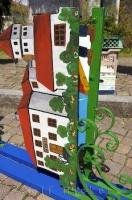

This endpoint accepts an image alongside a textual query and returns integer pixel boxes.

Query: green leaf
[49,97,64,113]
[57,125,67,138]
[56,72,67,86]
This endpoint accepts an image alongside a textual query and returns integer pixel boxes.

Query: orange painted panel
[34,14,54,91]
[0,26,14,58]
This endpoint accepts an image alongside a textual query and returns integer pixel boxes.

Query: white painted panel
[11,24,21,39]
[11,38,22,59]
[11,24,22,59]
[79,35,91,49]
[29,108,69,175]
[29,92,67,117]
[50,11,70,90]
[21,25,34,55]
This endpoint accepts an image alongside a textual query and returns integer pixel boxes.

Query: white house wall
[21,25,34,55]
[28,66,64,96]
[50,11,70,90]
[29,109,69,175]
[11,24,22,59]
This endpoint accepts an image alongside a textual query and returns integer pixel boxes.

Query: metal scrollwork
[76,107,132,199]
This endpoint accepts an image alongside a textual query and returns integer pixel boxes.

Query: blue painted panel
[78,93,88,146]
[0,143,130,200]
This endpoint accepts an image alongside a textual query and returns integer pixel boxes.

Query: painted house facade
[0,8,89,175]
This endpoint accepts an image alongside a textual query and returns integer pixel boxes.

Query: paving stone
[0,185,11,200]
[9,134,24,146]
[105,160,123,176]
[0,113,16,125]
[124,118,132,130]
[127,130,132,139]
[20,185,39,197]
[2,132,12,141]
[37,194,54,200]
[128,148,132,158]
[0,173,8,182]
[2,177,22,188]
[116,143,131,155]
[6,127,20,136]
[120,166,132,177]
[112,152,126,165]
[9,120,20,128]
[3,189,25,200]
[121,137,132,147]
[25,197,35,200]
[126,158,132,168]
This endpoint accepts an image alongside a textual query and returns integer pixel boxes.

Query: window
[54,24,66,46]
[13,32,17,35]
[36,151,43,158]
[24,42,28,46]
[23,27,27,31]
[50,155,57,160]
[35,140,42,147]
[24,48,29,52]
[14,42,18,45]
[48,118,57,128]
[14,27,17,30]
[31,81,38,88]
[37,160,44,166]
[23,32,27,36]
[48,132,57,141]
[49,144,64,155]
[15,51,19,55]
[42,137,49,153]
[32,114,40,123]
[33,128,41,137]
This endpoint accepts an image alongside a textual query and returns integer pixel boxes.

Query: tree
[10,2,29,25]
[0,0,11,31]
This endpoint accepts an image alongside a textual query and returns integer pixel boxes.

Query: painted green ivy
[47,7,79,191]
[57,125,68,138]
[49,96,64,113]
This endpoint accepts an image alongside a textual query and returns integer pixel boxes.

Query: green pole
[87,7,104,145]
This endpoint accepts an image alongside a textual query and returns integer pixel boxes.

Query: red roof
[0,26,14,58]
[34,14,54,91]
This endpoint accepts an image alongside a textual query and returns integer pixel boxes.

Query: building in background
[28,0,79,14]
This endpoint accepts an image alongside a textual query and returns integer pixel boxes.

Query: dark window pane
[48,132,57,141]
[32,114,40,123]
[24,48,29,52]
[14,42,18,45]
[36,151,43,158]
[33,128,41,137]
[15,51,19,55]
[48,118,57,127]
[31,81,38,88]
[37,160,44,166]
[35,140,42,147]
[24,43,28,46]
[23,32,27,36]
[54,24,66,46]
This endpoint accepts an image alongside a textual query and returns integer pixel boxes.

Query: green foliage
[59,8,79,34]
[10,2,29,25]
[49,97,64,113]
[56,72,67,86]
[104,2,132,49]
[0,0,11,30]
[57,125,68,138]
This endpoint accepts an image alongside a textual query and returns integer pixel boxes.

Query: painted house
[0,8,90,175]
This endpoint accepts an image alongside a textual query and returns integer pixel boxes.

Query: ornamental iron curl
[76,107,132,199]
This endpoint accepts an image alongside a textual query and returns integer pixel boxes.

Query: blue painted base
[0,142,130,200]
